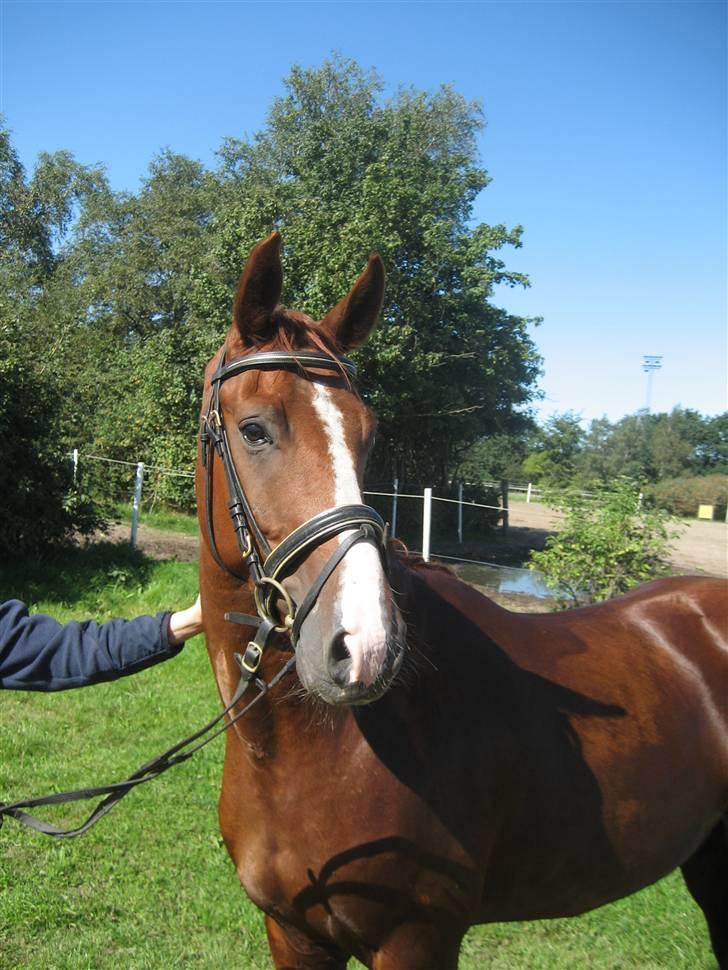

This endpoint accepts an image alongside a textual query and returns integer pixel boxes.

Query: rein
[0,348,387,839]
[0,656,296,838]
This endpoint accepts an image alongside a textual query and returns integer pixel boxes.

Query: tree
[2,56,542,527]
[522,412,585,485]
[199,56,541,484]
[457,427,534,483]
[576,408,727,487]
[0,123,105,548]
[529,480,676,609]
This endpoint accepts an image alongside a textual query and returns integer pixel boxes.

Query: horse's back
[433,569,728,753]
[412,565,727,689]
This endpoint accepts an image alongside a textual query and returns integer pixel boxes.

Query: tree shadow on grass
[0,541,154,607]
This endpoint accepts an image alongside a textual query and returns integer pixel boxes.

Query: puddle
[449,561,556,599]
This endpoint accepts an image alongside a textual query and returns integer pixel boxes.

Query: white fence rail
[69,451,511,558]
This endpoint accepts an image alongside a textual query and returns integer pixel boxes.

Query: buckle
[235,642,263,674]
[254,577,295,633]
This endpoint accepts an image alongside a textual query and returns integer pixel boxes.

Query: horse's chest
[223,754,481,945]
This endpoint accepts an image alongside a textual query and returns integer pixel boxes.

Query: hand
[168,594,203,646]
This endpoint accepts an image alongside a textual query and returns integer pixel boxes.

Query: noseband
[200,349,387,674]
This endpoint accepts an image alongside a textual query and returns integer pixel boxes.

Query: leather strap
[211,350,357,385]
[290,526,377,643]
[0,656,296,838]
[264,505,385,583]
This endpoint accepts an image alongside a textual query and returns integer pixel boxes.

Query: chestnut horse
[197,233,728,969]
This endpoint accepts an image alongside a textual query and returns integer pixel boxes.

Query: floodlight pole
[642,355,663,412]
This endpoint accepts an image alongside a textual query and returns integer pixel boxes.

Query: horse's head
[198,232,406,706]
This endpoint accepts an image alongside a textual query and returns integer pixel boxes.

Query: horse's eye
[241,422,269,446]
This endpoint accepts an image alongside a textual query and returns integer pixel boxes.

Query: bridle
[200,347,388,676]
[0,347,390,840]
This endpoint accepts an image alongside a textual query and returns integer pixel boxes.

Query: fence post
[72,448,79,484]
[457,481,464,544]
[422,487,432,562]
[130,462,144,548]
[391,477,399,539]
[526,481,532,504]
[500,479,509,536]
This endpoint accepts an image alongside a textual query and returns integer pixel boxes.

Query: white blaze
[310,384,389,684]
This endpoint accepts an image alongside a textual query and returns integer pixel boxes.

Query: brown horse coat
[198,234,728,969]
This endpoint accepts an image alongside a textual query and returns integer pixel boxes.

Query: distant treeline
[460,408,728,517]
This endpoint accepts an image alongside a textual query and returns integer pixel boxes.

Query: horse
[196,231,728,969]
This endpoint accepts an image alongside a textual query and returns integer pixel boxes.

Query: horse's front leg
[371,923,464,970]
[265,913,349,970]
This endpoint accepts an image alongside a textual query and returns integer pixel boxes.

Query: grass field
[0,544,715,969]
[116,503,200,537]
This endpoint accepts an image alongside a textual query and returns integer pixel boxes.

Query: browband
[212,350,357,385]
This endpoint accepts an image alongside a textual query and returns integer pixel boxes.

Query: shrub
[0,357,102,555]
[529,479,676,609]
[645,474,727,520]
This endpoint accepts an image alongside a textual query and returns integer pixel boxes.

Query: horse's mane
[390,546,453,577]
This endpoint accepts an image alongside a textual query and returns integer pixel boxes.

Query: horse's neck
[395,557,512,647]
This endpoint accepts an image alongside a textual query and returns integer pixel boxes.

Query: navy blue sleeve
[0,600,184,691]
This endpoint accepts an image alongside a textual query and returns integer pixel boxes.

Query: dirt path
[104,522,200,561]
[105,502,727,579]
[668,518,727,577]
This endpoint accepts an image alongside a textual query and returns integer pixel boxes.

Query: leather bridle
[0,347,390,839]
[200,348,388,676]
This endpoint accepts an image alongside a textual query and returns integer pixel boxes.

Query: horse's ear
[227,232,283,354]
[320,255,385,351]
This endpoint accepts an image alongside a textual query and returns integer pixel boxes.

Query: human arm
[0,597,204,692]
[168,595,203,645]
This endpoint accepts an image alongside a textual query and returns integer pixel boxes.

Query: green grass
[116,503,199,537]
[0,544,714,969]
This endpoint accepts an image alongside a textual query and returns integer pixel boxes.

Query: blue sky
[2,0,726,425]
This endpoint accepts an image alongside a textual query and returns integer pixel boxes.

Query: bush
[645,474,727,520]
[0,357,102,555]
[529,480,676,609]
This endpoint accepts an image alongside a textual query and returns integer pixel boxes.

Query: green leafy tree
[0,124,105,548]
[457,428,534,483]
[576,408,726,487]
[199,56,541,484]
[522,412,585,485]
[2,55,543,523]
[0,327,101,553]
[529,479,676,609]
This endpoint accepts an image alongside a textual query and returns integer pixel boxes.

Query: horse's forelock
[241,308,340,357]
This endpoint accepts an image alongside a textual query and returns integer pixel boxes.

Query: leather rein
[0,348,387,839]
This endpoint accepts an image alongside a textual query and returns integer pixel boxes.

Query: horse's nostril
[331,629,350,664]
[328,629,352,686]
